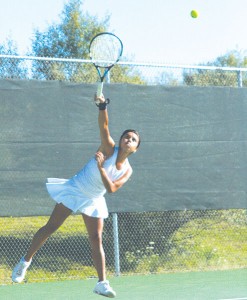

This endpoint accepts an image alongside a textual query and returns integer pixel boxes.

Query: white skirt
[46,178,109,218]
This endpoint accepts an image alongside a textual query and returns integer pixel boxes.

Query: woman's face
[119,131,140,153]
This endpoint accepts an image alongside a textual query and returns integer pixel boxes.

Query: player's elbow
[107,187,116,194]
[107,184,119,194]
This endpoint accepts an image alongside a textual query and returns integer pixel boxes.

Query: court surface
[1,269,246,300]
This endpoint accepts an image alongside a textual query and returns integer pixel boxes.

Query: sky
[0,0,246,65]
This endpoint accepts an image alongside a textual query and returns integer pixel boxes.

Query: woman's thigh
[82,214,104,240]
[46,203,72,230]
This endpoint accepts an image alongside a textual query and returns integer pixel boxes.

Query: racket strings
[90,35,122,67]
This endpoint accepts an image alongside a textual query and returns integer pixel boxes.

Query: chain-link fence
[1,210,246,284]
[0,55,247,285]
[1,54,247,86]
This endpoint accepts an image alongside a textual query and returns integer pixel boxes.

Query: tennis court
[1,269,246,300]
[0,76,247,299]
[1,2,247,298]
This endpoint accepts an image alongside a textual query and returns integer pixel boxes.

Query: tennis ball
[191,10,199,18]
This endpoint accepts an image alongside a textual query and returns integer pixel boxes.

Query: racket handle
[97,82,104,98]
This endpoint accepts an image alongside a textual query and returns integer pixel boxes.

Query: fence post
[237,70,242,87]
[112,213,120,276]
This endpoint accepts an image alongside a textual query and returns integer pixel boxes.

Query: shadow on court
[1,269,246,300]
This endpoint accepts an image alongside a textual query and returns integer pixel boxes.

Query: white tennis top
[46,147,131,218]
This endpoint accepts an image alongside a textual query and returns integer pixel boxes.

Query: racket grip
[97,82,104,98]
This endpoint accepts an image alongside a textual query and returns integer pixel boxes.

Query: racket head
[89,32,123,68]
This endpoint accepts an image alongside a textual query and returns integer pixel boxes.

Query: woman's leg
[82,214,105,282]
[24,203,72,262]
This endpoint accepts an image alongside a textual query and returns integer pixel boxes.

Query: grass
[167,220,247,271]
[0,212,246,284]
[0,215,88,236]
[0,215,95,284]
[124,219,247,274]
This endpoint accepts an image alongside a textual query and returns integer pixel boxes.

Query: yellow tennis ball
[191,10,199,18]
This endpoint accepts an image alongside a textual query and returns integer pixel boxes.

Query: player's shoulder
[98,144,115,158]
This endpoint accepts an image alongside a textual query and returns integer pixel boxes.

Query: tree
[109,64,145,85]
[0,38,27,79]
[183,50,247,87]
[30,0,144,84]
[31,0,108,80]
[32,0,108,59]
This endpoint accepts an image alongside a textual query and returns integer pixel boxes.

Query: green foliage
[168,218,247,271]
[183,69,239,87]
[183,50,247,87]
[28,0,143,84]
[1,210,246,283]
[31,0,109,59]
[0,38,28,79]
[0,215,97,283]
[110,65,146,84]
[107,211,212,265]
[118,211,247,274]
[212,50,247,68]
[0,215,87,237]
[0,38,18,56]
[104,210,247,274]
[31,0,109,80]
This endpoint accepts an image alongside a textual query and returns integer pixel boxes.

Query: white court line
[218,298,247,300]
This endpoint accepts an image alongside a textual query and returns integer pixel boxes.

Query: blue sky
[0,0,246,65]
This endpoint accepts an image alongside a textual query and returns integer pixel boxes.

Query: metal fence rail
[1,55,247,86]
[0,55,247,285]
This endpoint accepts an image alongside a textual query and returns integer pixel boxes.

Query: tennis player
[12,93,140,298]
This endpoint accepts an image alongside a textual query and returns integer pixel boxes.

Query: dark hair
[120,129,141,148]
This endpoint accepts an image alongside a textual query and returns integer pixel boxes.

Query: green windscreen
[0,79,246,216]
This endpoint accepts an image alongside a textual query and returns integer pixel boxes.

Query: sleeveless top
[46,147,131,218]
[72,146,130,198]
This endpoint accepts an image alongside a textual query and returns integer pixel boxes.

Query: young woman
[12,94,141,298]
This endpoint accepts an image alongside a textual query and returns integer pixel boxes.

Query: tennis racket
[89,32,123,101]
